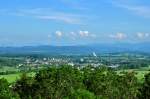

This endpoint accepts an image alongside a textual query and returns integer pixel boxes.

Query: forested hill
[0,43,149,55]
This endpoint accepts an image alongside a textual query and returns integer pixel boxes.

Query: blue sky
[0,0,150,46]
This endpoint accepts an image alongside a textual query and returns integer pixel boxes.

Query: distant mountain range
[0,43,149,55]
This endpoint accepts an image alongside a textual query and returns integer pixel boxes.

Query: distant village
[16,52,149,71]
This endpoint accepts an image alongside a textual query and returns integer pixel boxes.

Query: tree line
[0,65,150,99]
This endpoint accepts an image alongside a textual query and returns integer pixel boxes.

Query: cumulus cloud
[55,31,63,38]
[78,30,96,38]
[67,30,96,40]
[109,32,127,40]
[136,32,149,39]
[47,30,97,41]
[79,31,89,37]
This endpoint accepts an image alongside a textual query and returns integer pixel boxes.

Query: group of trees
[0,78,19,99]
[0,65,150,99]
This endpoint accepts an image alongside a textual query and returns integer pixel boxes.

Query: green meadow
[0,72,35,83]
[117,66,150,82]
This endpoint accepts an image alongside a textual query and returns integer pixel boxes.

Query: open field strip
[0,72,35,83]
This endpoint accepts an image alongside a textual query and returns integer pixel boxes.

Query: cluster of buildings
[17,54,120,71]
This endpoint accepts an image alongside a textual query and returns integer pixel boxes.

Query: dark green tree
[139,72,150,99]
[32,65,84,99]
[13,73,33,99]
[83,66,139,99]
[0,78,19,99]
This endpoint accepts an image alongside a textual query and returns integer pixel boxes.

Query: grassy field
[0,72,35,83]
[0,68,150,83]
[0,66,18,72]
[117,69,150,82]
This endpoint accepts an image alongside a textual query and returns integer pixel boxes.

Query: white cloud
[136,32,149,39]
[109,32,127,40]
[37,15,81,24]
[121,5,150,18]
[78,31,97,39]
[55,30,91,39]
[0,8,84,24]
[79,31,89,37]
[55,30,96,40]
[55,31,63,38]
[110,0,150,18]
